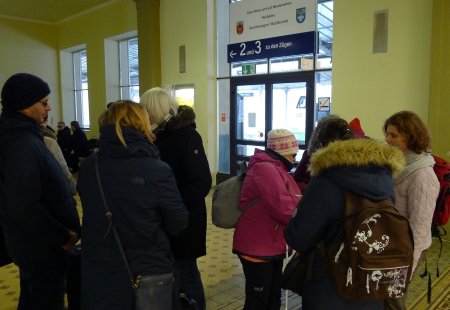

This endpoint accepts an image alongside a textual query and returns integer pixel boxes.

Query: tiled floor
[201,190,304,310]
[1,188,449,309]
[200,191,246,309]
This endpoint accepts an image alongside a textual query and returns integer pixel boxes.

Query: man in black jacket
[57,121,72,158]
[67,120,89,172]
[0,73,81,309]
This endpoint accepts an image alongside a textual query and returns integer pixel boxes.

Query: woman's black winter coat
[155,106,212,259]
[77,125,188,309]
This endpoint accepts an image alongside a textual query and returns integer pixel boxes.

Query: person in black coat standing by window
[67,120,89,172]
[140,88,212,310]
[57,121,72,158]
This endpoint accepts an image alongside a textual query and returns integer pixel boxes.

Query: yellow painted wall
[57,0,137,138]
[429,0,450,241]
[0,18,60,127]
[332,0,432,141]
[428,0,450,161]
[160,0,216,177]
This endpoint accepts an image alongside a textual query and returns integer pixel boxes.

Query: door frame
[229,71,315,176]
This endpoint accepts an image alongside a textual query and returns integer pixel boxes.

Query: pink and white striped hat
[267,129,298,156]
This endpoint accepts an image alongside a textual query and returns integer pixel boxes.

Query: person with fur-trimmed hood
[284,118,405,310]
[140,87,212,310]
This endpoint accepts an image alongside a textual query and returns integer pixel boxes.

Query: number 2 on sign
[240,41,262,56]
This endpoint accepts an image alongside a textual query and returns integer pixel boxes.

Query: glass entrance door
[230,72,314,176]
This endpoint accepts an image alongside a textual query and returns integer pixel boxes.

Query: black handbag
[281,250,315,296]
[180,293,199,310]
[95,155,173,310]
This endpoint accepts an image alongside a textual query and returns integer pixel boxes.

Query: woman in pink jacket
[233,129,301,310]
[384,111,439,310]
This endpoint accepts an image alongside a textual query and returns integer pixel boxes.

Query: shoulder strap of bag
[95,154,137,289]
[240,160,260,213]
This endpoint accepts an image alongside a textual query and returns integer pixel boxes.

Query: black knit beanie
[1,73,51,111]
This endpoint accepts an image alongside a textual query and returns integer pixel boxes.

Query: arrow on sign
[229,50,237,58]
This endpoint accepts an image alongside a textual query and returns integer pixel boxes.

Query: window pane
[121,86,140,102]
[175,87,195,110]
[236,84,266,141]
[119,38,139,100]
[236,143,263,157]
[270,54,314,73]
[317,1,333,69]
[272,82,307,145]
[316,71,332,123]
[73,50,89,129]
[128,38,139,87]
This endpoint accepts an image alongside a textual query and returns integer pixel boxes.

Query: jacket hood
[248,148,291,171]
[167,105,196,131]
[309,138,405,201]
[98,125,160,159]
[0,110,42,139]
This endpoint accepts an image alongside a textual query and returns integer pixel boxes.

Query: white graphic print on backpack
[323,192,414,301]
[351,214,408,298]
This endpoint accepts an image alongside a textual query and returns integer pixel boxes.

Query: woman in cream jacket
[384,111,439,310]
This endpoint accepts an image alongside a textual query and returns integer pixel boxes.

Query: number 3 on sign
[240,41,262,56]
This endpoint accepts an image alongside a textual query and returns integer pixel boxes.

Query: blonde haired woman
[140,88,212,309]
[77,100,188,309]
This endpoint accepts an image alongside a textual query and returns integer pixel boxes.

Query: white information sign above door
[229,0,316,44]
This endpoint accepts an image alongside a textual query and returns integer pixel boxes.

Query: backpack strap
[240,160,284,214]
[241,198,260,213]
[239,160,260,213]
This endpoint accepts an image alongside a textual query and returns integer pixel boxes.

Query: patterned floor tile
[1,190,449,310]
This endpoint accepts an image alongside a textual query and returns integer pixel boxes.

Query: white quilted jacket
[394,166,439,273]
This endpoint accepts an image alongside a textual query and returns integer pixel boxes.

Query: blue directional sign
[227,31,315,63]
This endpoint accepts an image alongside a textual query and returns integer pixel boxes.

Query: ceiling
[0,0,118,23]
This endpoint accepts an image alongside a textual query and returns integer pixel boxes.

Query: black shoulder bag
[95,155,173,310]
[281,249,316,296]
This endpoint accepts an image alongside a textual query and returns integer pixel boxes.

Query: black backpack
[87,137,99,155]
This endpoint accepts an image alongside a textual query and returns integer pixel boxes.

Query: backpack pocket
[355,254,411,300]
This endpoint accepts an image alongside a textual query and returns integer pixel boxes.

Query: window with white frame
[172,84,195,110]
[119,38,139,102]
[73,50,90,129]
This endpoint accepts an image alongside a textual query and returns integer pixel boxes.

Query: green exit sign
[242,64,256,75]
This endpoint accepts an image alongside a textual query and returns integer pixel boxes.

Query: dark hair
[317,119,354,148]
[70,121,80,129]
[383,111,432,153]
